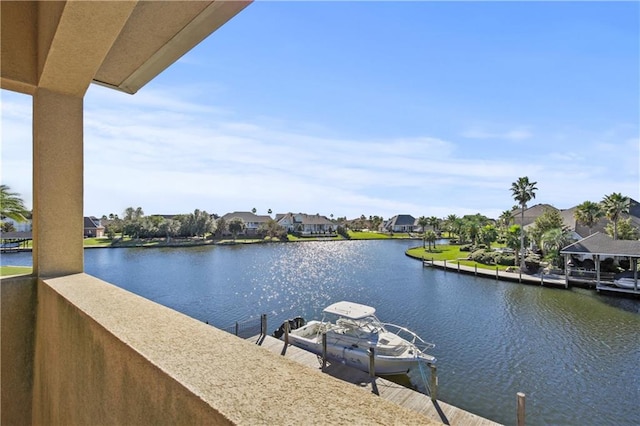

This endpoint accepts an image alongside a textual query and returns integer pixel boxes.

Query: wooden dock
[422,259,568,288]
[251,335,500,426]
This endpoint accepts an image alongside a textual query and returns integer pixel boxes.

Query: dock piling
[284,320,290,346]
[368,347,375,378]
[517,392,526,426]
[260,313,267,336]
[430,364,437,401]
[322,332,327,371]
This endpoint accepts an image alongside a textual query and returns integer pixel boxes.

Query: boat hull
[285,321,431,375]
[614,278,639,289]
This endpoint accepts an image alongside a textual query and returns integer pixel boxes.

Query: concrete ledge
[1,275,37,425]
[31,273,438,425]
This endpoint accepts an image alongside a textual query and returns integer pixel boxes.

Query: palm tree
[505,225,524,266]
[427,216,440,234]
[0,185,29,222]
[424,230,438,251]
[417,216,429,248]
[479,225,498,250]
[445,214,459,238]
[510,177,538,269]
[574,201,603,237]
[463,219,480,245]
[498,210,513,232]
[601,193,629,240]
[541,227,572,268]
[228,217,246,241]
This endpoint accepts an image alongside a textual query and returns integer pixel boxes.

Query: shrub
[494,254,516,266]
[337,226,350,239]
[460,244,473,252]
[471,249,494,264]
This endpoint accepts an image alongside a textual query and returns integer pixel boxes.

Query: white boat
[273,301,436,375]
[614,277,639,289]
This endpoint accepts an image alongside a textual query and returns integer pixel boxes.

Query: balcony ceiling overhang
[1,0,251,97]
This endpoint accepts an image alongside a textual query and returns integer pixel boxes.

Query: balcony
[2,272,436,424]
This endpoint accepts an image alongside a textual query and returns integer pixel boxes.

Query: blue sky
[2,1,639,220]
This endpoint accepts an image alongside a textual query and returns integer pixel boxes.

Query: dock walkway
[252,335,500,426]
[422,259,568,288]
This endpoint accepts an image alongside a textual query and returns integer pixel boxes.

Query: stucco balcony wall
[1,275,37,425]
[2,273,436,425]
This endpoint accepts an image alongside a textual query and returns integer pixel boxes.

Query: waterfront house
[381,214,418,233]
[510,203,556,227]
[1,3,434,424]
[83,216,105,238]
[513,200,640,239]
[220,211,271,236]
[276,212,336,236]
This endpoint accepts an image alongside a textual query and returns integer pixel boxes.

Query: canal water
[3,240,639,425]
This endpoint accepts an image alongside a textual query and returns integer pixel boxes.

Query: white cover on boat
[323,301,376,319]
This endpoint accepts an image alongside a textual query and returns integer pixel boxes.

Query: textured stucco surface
[0,275,37,426]
[32,88,84,277]
[31,273,438,425]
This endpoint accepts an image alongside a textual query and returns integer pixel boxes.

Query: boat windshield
[332,315,383,334]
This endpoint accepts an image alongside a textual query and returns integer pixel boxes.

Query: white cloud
[4,85,638,220]
[461,127,533,141]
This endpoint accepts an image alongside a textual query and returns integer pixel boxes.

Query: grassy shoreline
[405,244,511,271]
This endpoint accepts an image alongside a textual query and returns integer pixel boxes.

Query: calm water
[3,240,639,425]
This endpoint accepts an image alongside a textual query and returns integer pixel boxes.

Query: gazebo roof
[560,232,640,258]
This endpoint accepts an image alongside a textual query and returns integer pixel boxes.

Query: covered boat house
[560,232,640,295]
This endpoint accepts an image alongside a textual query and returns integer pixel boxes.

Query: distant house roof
[558,207,609,238]
[387,215,416,227]
[276,213,333,225]
[512,199,640,239]
[511,204,556,227]
[560,232,640,258]
[220,211,271,223]
[84,216,104,230]
[629,198,640,217]
[0,231,33,240]
[151,214,180,220]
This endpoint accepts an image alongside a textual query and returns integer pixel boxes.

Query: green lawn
[83,237,114,246]
[406,244,511,271]
[0,266,32,276]
[348,231,391,240]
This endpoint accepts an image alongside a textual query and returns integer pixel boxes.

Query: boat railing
[381,322,435,352]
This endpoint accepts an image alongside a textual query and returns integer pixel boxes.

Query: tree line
[1,183,636,259]
[415,179,635,271]
[100,208,289,241]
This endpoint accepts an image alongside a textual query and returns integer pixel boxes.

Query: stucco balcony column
[32,89,84,277]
